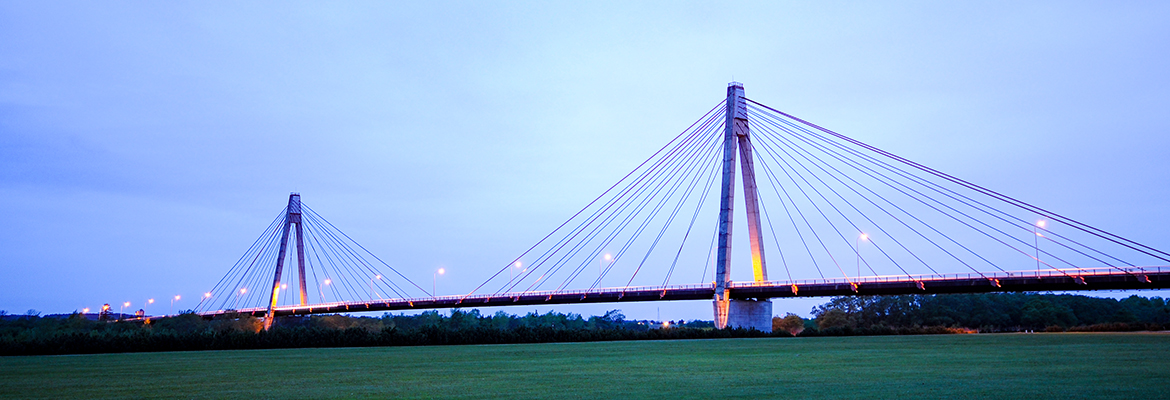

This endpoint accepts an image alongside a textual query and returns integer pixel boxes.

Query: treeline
[5,293,1168,356]
[0,309,737,356]
[807,293,1170,334]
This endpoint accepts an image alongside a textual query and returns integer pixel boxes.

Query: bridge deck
[201,267,1170,318]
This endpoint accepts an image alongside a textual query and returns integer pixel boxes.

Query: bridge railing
[412,282,718,306]
[195,282,719,315]
[728,266,1167,289]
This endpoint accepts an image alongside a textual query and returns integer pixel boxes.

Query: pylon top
[288,193,301,215]
[726,83,747,119]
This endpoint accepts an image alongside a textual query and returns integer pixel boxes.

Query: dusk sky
[2,2,1168,320]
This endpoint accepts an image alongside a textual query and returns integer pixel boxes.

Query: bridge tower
[713,82,772,331]
[262,193,310,330]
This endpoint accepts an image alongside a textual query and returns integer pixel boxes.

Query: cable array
[462,101,730,299]
[194,202,428,313]
[743,99,1166,283]
[461,95,1166,297]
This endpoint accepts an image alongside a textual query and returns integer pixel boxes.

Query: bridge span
[201,267,1170,319]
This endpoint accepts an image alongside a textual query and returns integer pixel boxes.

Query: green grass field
[1,333,1167,399]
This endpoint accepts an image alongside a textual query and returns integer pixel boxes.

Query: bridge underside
[204,269,1170,319]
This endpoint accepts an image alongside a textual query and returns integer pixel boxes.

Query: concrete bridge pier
[719,299,772,332]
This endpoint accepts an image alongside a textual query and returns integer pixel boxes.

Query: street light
[279,283,288,305]
[601,253,613,287]
[857,233,868,278]
[171,295,180,316]
[511,261,522,282]
[434,268,445,299]
[319,279,332,303]
[1035,220,1046,270]
[371,275,382,301]
[121,301,130,318]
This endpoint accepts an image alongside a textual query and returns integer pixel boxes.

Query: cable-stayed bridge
[192,83,1170,331]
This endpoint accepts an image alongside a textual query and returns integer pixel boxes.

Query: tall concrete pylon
[263,193,310,330]
[713,82,773,331]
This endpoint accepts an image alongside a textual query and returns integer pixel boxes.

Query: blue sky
[2,1,1168,319]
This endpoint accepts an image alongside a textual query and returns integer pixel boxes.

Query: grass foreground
[1,332,1167,399]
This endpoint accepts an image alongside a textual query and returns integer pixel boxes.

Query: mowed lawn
[1,333,1167,399]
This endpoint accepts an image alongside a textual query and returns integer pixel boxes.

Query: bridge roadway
[201,266,1170,319]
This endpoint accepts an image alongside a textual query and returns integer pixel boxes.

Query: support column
[713,83,741,329]
[291,197,308,306]
[264,193,302,331]
[713,82,772,331]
